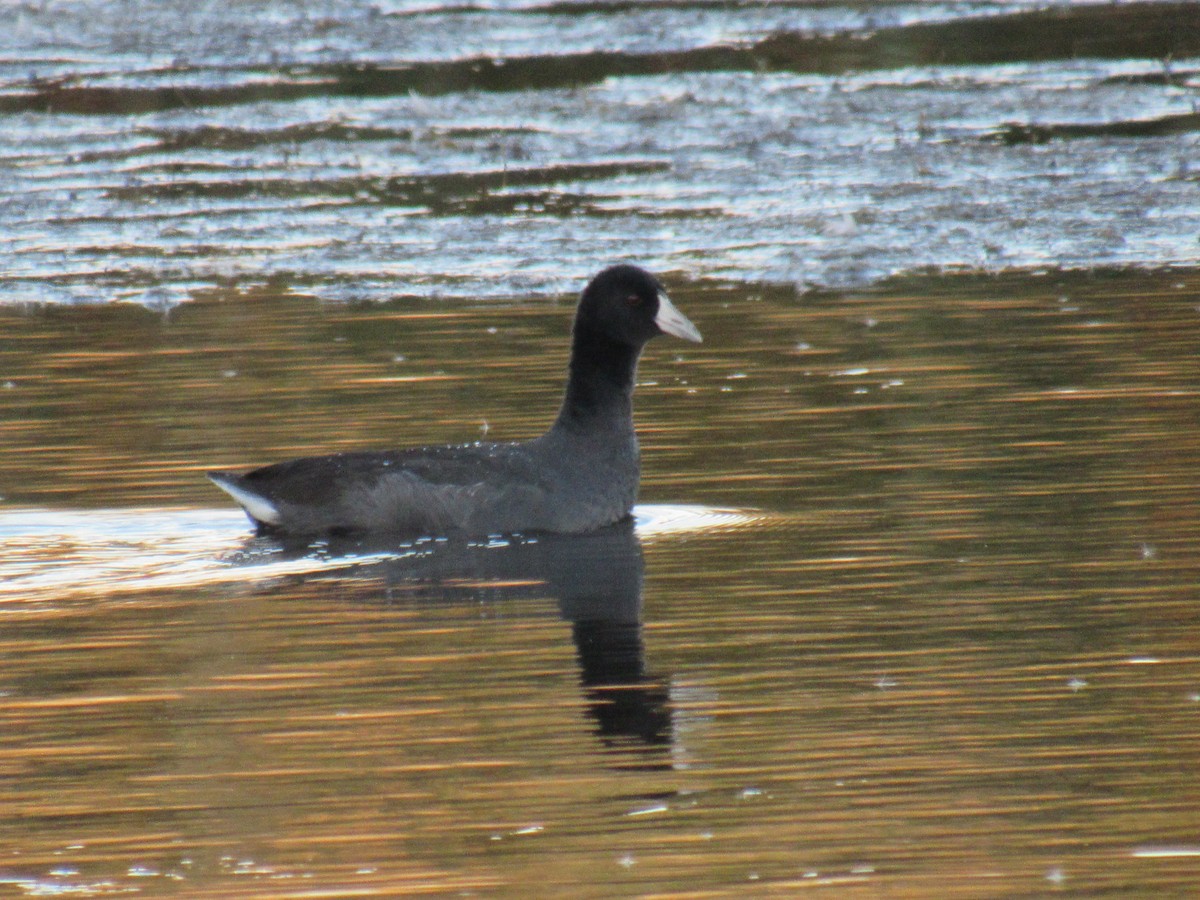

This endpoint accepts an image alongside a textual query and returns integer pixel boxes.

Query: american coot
[208,264,702,536]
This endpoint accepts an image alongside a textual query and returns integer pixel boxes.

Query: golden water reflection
[2,270,1200,896]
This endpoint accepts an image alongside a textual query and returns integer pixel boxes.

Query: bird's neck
[552,329,640,435]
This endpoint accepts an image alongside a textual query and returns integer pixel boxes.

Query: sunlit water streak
[0,504,761,602]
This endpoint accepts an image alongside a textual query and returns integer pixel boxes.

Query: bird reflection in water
[233,518,673,767]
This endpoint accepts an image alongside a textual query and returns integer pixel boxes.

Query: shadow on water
[230,520,674,767]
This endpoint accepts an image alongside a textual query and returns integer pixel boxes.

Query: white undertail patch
[207,474,282,526]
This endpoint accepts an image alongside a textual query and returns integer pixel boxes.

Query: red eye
[626,294,642,307]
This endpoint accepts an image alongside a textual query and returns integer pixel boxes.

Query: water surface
[3,270,1200,896]
[5,1,1200,894]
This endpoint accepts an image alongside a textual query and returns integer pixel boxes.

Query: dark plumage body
[208,265,701,537]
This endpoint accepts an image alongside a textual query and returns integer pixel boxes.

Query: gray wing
[208,442,552,536]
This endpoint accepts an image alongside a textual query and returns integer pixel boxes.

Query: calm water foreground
[2,269,1200,896]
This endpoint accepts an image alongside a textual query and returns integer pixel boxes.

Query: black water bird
[208,264,702,536]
